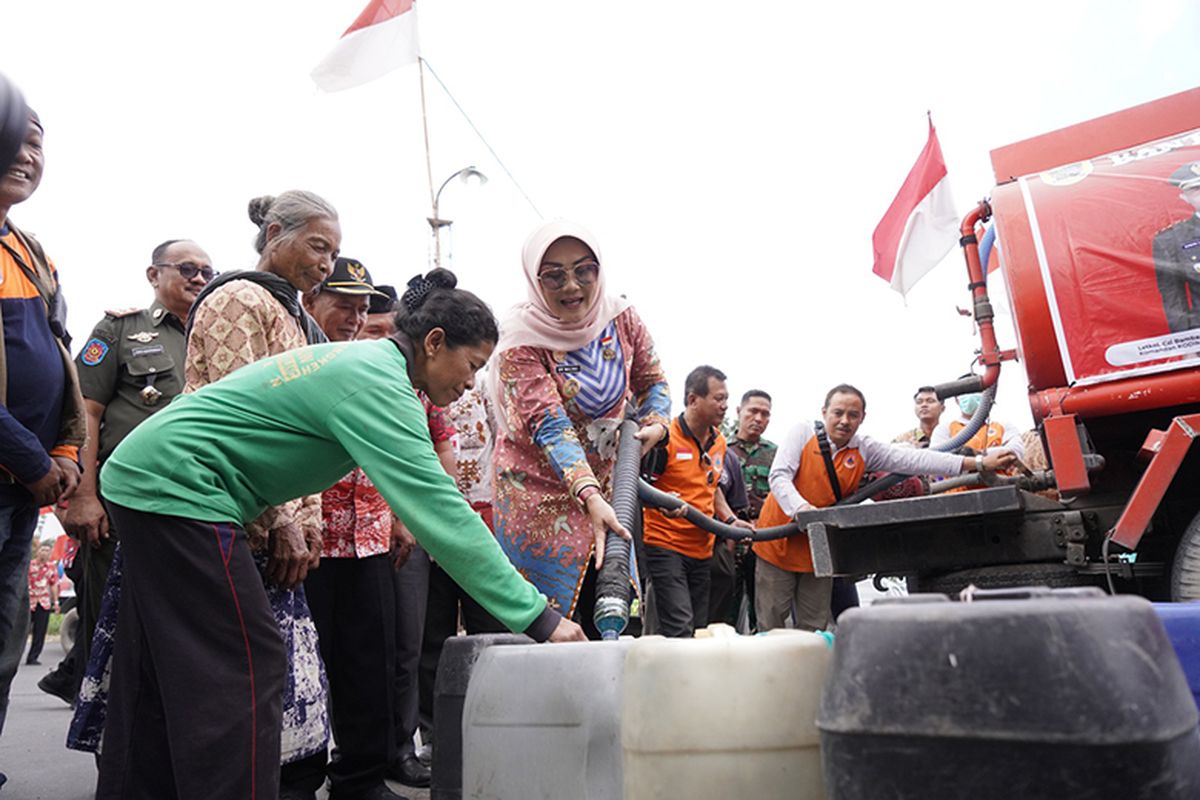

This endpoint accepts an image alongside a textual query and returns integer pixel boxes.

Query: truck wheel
[59,607,79,658]
[1170,511,1200,601]
[916,563,1092,596]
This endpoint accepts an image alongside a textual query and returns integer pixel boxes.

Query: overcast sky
[5,0,1197,440]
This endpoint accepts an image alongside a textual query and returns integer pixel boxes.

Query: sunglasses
[155,261,217,282]
[700,451,714,485]
[537,261,599,291]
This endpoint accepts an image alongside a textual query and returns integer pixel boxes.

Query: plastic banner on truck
[1008,129,1200,386]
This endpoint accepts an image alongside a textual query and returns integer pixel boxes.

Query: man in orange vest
[754,384,1016,632]
[930,391,1025,459]
[642,366,752,637]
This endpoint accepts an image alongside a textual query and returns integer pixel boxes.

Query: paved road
[0,637,430,799]
[0,643,95,800]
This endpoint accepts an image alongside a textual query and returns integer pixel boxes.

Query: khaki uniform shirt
[75,300,187,463]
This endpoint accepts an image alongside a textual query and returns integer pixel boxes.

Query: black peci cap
[369,284,398,315]
[321,257,388,297]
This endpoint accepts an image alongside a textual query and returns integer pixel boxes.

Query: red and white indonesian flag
[871,119,959,296]
[311,0,420,92]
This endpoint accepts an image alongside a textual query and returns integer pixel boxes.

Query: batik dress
[493,307,670,616]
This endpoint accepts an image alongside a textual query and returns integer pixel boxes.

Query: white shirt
[768,420,965,517]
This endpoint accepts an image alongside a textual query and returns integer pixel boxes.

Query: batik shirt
[446,374,493,506]
[28,560,57,611]
[185,280,322,549]
[320,468,391,558]
[893,428,932,448]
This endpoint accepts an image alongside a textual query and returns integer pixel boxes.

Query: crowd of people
[1,108,1028,798]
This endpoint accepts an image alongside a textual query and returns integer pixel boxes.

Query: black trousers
[80,534,118,665]
[303,554,396,796]
[97,505,286,800]
[708,540,737,625]
[645,544,711,638]
[27,605,50,663]
[418,561,505,735]
[734,546,757,632]
[44,532,118,698]
[393,545,429,761]
[831,576,861,621]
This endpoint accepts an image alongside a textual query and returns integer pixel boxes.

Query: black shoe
[36,674,75,707]
[386,755,431,788]
[330,783,409,800]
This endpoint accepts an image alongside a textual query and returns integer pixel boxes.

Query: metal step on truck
[804,87,1200,601]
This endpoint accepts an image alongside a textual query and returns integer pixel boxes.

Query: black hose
[593,419,643,639]
[0,74,29,177]
[637,480,799,542]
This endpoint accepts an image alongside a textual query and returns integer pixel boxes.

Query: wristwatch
[975,454,985,473]
[723,515,738,525]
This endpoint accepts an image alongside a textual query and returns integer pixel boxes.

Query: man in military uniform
[727,390,776,519]
[1153,161,1200,333]
[40,239,213,704]
[722,389,777,632]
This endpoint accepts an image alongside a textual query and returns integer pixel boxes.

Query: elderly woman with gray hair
[69,191,341,799]
[181,190,339,796]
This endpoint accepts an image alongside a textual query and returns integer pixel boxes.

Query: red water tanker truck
[803,87,1200,600]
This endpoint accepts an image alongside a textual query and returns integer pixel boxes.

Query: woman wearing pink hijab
[491,220,670,638]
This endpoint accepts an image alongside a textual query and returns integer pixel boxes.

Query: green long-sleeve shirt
[102,339,558,639]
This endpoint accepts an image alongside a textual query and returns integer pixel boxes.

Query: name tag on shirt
[555,364,581,374]
[676,451,693,461]
[131,345,164,357]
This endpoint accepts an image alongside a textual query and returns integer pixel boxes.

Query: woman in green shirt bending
[94,270,583,800]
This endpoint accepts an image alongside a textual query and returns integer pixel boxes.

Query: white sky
[5,0,1197,440]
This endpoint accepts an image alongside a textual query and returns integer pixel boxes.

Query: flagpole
[418,57,435,214]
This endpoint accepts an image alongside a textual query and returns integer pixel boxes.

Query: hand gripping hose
[593,420,644,640]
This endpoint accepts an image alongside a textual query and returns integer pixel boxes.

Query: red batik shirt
[319,390,454,558]
[319,467,392,558]
[28,561,58,611]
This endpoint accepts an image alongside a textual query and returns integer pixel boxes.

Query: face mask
[958,394,982,417]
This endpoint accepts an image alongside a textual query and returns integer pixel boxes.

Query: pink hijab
[490,220,631,434]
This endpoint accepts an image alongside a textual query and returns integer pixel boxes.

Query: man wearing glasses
[642,365,752,637]
[44,240,214,706]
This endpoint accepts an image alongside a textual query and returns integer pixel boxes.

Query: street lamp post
[428,165,488,269]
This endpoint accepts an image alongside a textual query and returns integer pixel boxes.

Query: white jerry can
[622,628,832,800]
[462,638,634,800]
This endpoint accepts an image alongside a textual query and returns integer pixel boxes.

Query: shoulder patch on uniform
[80,338,110,366]
[104,307,143,318]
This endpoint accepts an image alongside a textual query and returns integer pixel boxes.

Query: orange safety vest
[948,420,1005,452]
[754,433,865,573]
[943,420,1011,493]
[642,416,727,560]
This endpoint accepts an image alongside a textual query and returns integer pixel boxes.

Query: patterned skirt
[67,543,329,762]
